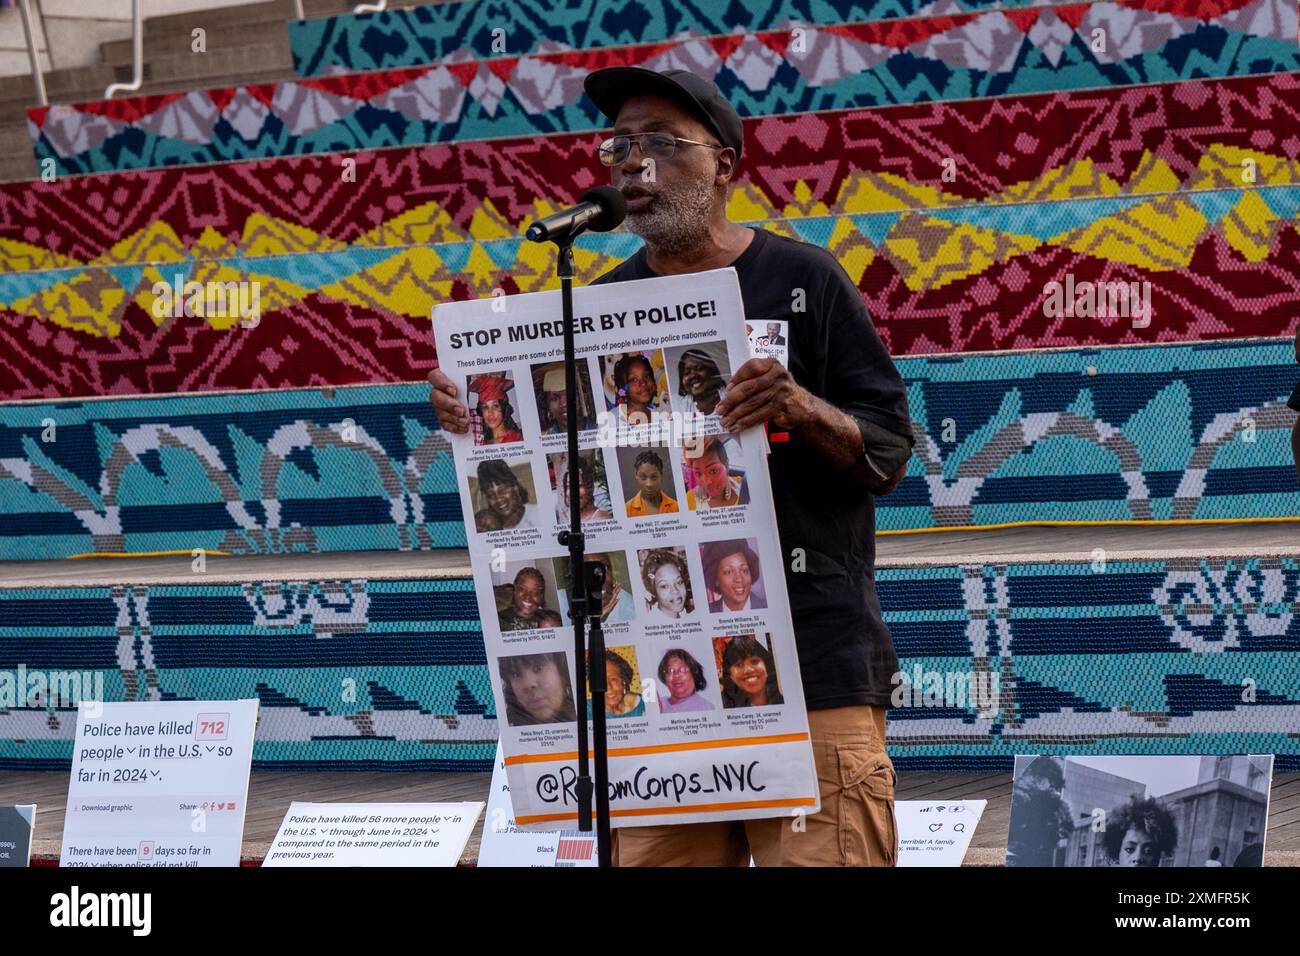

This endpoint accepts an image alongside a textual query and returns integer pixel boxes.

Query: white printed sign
[477,741,596,866]
[0,805,34,867]
[265,802,482,867]
[896,799,986,867]
[60,700,257,867]
[432,268,818,829]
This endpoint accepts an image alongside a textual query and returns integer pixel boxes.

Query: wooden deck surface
[5,770,1297,866]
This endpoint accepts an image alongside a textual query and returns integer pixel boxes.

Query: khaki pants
[612,705,897,867]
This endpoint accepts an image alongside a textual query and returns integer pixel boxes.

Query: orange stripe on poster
[515,796,818,826]
[503,732,810,766]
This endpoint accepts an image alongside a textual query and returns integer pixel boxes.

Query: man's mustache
[616,180,658,201]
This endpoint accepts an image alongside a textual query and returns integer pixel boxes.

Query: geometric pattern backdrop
[880,553,1300,770]
[30,0,1299,173]
[6,72,1299,268]
[0,575,492,771]
[2,554,1297,771]
[2,187,1298,400]
[0,384,462,560]
[894,337,1300,528]
[0,338,1293,561]
[2,187,1300,400]
[289,0,1065,76]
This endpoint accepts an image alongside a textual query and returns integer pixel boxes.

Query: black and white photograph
[636,545,696,622]
[1007,755,1273,867]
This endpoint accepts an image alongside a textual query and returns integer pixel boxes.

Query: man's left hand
[717,357,812,432]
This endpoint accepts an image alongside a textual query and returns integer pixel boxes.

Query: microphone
[525,186,627,243]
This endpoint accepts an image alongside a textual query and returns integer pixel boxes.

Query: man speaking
[428,67,915,866]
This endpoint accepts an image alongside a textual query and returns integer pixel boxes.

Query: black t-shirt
[591,226,913,708]
[1289,381,1300,412]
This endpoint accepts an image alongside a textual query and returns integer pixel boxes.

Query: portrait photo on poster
[616,444,681,517]
[636,544,696,622]
[713,633,784,709]
[599,348,670,422]
[547,449,615,523]
[531,359,599,435]
[700,537,766,613]
[468,370,526,446]
[585,644,648,720]
[492,559,564,632]
[664,341,731,417]
[682,434,749,511]
[552,549,637,626]
[469,458,539,533]
[655,642,718,715]
[499,650,579,728]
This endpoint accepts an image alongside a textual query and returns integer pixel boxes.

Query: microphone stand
[553,236,613,868]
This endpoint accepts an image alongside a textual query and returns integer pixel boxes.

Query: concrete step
[874,521,1300,563]
[91,41,296,93]
[95,0,445,69]
[102,0,433,48]
[0,120,34,182]
[0,46,294,117]
[100,34,295,76]
[0,548,472,587]
[3,62,116,106]
[0,521,1289,584]
[0,0,402,113]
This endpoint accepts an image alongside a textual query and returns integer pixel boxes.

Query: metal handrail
[104,0,144,99]
[354,0,389,13]
[17,0,46,107]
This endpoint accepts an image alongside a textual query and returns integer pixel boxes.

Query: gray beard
[623,175,717,258]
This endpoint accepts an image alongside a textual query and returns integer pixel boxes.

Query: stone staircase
[0,0,435,182]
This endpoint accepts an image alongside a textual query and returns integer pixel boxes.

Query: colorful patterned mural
[6,72,1298,268]
[0,338,1293,562]
[3,553,1297,771]
[31,0,1298,174]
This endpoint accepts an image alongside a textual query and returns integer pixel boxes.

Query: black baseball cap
[583,67,743,162]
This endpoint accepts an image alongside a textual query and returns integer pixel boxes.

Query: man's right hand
[427,367,470,434]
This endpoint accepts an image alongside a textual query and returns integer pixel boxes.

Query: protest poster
[432,267,818,829]
[60,700,258,867]
[264,802,482,866]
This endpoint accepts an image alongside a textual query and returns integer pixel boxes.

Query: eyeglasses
[598,132,725,167]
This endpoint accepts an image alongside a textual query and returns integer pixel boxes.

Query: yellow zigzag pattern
[3,145,1296,273]
[2,191,1292,334]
